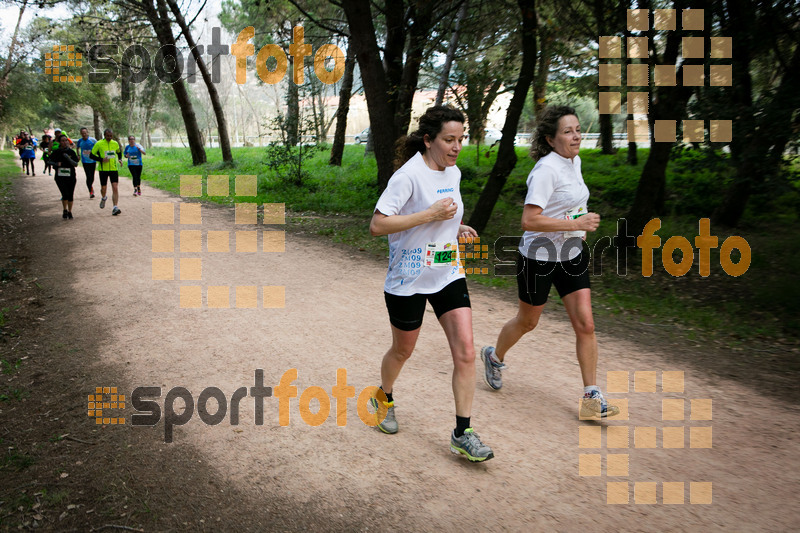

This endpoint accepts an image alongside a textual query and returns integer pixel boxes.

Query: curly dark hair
[530,105,578,160]
[394,105,465,170]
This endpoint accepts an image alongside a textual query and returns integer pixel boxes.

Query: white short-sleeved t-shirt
[375,152,464,296]
[520,151,590,262]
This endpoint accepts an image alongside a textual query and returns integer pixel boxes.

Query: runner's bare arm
[521,204,600,232]
[369,198,457,237]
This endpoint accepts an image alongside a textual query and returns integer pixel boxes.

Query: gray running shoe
[99,196,107,209]
[369,397,398,434]
[450,428,494,462]
[580,389,620,418]
[480,346,505,391]
[112,206,121,216]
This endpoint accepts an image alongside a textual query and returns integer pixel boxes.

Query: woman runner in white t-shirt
[368,105,494,462]
[479,105,620,419]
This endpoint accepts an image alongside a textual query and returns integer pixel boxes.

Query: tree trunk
[599,114,614,154]
[625,0,692,235]
[713,3,800,226]
[93,108,101,139]
[286,63,299,146]
[435,1,467,106]
[533,33,551,121]
[467,0,538,233]
[165,2,233,162]
[143,0,206,165]
[329,46,356,166]
[626,113,637,164]
[0,0,27,114]
[342,0,399,190]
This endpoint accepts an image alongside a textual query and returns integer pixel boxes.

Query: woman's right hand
[574,212,601,232]
[428,197,458,221]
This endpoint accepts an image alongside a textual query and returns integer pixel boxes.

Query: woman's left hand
[458,224,479,242]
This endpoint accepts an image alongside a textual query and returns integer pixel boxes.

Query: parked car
[354,127,370,144]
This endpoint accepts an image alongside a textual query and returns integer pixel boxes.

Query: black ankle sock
[455,416,470,437]
[380,386,393,404]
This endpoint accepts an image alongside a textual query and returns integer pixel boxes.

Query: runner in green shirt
[90,128,123,215]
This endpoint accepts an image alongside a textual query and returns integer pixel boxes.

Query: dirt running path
[8,164,800,531]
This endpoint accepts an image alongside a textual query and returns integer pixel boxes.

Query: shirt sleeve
[524,163,558,210]
[375,172,413,216]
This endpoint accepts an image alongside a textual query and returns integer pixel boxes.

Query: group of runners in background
[13,128,146,219]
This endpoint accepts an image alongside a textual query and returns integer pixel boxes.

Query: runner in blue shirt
[19,133,37,176]
[123,136,146,196]
[75,128,98,198]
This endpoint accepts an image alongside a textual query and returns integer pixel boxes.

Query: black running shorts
[384,278,471,331]
[98,170,119,186]
[517,252,590,306]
